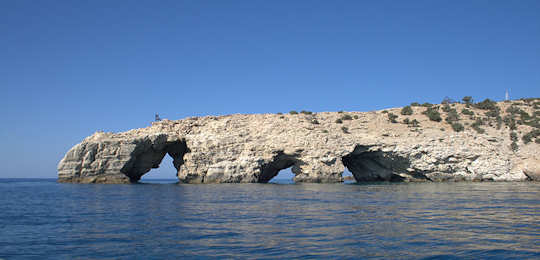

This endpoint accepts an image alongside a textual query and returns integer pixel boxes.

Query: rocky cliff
[58,99,540,184]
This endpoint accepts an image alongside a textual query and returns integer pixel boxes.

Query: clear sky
[1,0,539,179]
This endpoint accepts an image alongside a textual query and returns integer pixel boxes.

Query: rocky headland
[58,98,540,184]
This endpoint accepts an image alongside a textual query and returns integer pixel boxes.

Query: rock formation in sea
[58,99,540,184]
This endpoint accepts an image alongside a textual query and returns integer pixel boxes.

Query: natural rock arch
[257,152,303,183]
[121,139,188,183]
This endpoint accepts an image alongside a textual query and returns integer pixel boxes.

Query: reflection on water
[0,179,539,259]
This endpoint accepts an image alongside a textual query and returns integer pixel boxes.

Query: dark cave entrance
[341,145,409,182]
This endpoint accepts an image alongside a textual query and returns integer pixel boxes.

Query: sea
[0,178,539,259]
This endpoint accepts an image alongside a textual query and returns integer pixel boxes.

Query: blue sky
[1,0,539,179]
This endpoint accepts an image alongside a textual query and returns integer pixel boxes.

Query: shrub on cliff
[300,110,312,115]
[511,141,519,152]
[404,118,420,127]
[341,114,353,120]
[445,109,460,123]
[335,119,343,124]
[506,105,520,115]
[485,107,501,118]
[519,110,532,122]
[289,110,298,115]
[341,126,349,133]
[471,119,485,134]
[504,116,517,130]
[461,109,474,116]
[423,107,442,122]
[451,122,464,132]
[401,105,413,115]
[387,113,398,123]
[496,115,503,129]
[411,102,421,107]
[462,96,473,104]
[442,104,451,113]
[522,129,540,144]
[510,132,518,142]
[474,99,497,110]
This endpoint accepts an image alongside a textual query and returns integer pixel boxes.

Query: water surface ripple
[0,179,539,259]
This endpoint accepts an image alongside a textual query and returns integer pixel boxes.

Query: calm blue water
[0,179,539,259]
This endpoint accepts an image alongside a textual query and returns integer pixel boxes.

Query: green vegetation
[445,108,459,124]
[511,141,519,152]
[277,112,283,115]
[411,102,421,107]
[421,103,433,107]
[422,107,442,122]
[510,132,518,142]
[300,110,312,115]
[341,126,349,133]
[485,107,501,118]
[387,113,398,123]
[506,105,520,115]
[451,122,464,132]
[462,96,473,104]
[442,104,451,112]
[522,129,540,144]
[353,115,359,119]
[471,118,485,134]
[322,129,329,133]
[382,110,388,114]
[335,119,343,124]
[461,108,474,116]
[289,110,298,115]
[404,118,420,127]
[338,110,344,113]
[520,97,540,103]
[474,99,497,110]
[496,116,503,130]
[341,114,353,120]
[401,105,413,115]
[503,116,517,130]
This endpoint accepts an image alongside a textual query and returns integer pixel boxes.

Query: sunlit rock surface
[58,100,539,184]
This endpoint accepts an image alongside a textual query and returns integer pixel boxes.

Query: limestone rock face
[58,100,539,184]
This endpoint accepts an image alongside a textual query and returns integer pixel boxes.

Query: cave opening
[139,155,178,184]
[268,167,295,184]
[258,152,299,184]
[341,145,407,182]
[121,140,188,184]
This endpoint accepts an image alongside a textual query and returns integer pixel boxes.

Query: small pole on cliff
[155,113,161,122]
